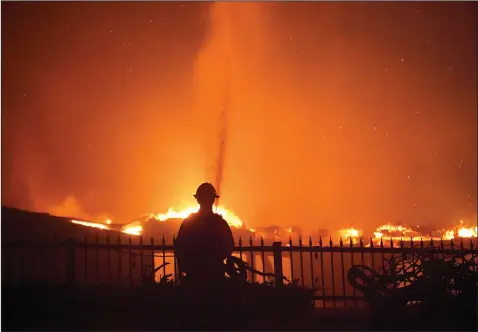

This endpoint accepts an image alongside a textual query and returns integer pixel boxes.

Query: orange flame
[71,220,109,230]
[338,227,361,244]
[120,205,244,236]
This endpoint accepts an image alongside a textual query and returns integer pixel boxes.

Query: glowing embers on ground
[120,205,244,236]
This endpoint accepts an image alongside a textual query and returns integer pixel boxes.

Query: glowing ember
[71,220,109,230]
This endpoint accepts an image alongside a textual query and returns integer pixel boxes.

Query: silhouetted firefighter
[176,182,234,286]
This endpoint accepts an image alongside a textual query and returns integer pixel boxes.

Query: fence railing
[2,235,477,308]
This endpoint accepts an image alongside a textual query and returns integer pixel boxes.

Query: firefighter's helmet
[194,182,220,199]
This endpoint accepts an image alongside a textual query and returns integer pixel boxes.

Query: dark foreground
[2,283,476,331]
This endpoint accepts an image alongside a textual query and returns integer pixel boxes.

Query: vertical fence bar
[299,237,304,286]
[107,235,111,283]
[172,235,179,280]
[410,238,416,284]
[239,236,243,260]
[329,237,336,309]
[380,238,385,276]
[400,238,405,287]
[261,237,265,283]
[162,235,166,279]
[360,238,365,303]
[272,242,283,286]
[95,233,99,283]
[289,237,294,282]
[390,238,395,290]
[128,236,133,288]
[150,237,155,283]
[469,239,475,272]
[309,237,315,308]
[118,235,122,285]
[66,238,76,287]
[173,235,178,283]
[239,237,245,282]
[249,236,255,283]
[319,237,326,308]
[84,236,88,284]
[370,238,375,273]
[339,238,346,308]
[350,238,356,307]
[139,236,144,284]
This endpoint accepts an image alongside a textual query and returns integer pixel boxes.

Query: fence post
[66,238,76,287]
[272,242,283,286]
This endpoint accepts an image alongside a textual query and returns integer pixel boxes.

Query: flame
[71,220,109,230]
[442,220,477,240]
[153,205,243,228]
[120,205,244,236]
[122,224,143,236]
[339,227,361,244]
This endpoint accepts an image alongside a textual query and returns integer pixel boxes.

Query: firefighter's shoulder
[211,213,228,223]
[182,213,199,224]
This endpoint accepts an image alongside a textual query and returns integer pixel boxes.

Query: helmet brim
[194,194,220,199]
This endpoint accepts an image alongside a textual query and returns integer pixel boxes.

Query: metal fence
[2,235,477,308]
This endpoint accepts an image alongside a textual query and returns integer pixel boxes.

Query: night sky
[2,2,476,233]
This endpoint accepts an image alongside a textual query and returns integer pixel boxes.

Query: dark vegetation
[348,248,478,331]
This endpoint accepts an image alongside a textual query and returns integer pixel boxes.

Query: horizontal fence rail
[2,235,477,309]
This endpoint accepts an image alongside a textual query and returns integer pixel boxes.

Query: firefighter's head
[194,182,219,207]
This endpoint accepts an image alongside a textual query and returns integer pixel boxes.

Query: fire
[442,220,477,240]
[122,223,143,236]
[71,220,109,230]
[120,205,244,236]
[155,205,244,228]
[339,227,361,244]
